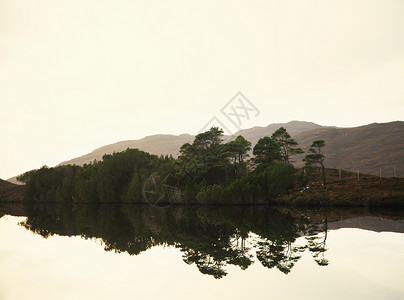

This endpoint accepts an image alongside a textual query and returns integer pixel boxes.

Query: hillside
[275,168,404,207]
[293,121,404,177]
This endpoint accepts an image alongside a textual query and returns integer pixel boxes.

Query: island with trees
[13,127,404,207]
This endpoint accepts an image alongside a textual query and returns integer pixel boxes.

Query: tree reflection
[19,204,331,278]
[183,248,228,279]
[305,217,329,266]
[256,240,306,274]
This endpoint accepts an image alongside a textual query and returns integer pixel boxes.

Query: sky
[1,0,404,179]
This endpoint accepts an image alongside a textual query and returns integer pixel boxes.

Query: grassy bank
[275,168,404,207]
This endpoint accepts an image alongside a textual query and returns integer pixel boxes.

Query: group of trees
[18,126,326,204]
[252,127,304,170]
[18,149,177,203]
[176,126,326,203]
[178,127,305,180]
[177,127,252,185]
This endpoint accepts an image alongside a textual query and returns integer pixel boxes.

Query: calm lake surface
[0,203,403,300]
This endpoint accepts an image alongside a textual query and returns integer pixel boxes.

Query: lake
[0,203,403,300]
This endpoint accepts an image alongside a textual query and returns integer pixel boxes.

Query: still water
[0,204,403,300]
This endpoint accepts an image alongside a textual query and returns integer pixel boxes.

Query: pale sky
[1,0,403,179]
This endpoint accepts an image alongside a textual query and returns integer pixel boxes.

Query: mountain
[56,121,324,166]
[293,121,404,177]
[233,120,327,148]
[57,134,195,166]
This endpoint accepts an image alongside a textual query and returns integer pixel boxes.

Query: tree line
[18,127,326,204]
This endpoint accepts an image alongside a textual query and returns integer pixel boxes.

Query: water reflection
[15,204,404,279]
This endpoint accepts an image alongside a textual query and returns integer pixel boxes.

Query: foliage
[303,140,327,189]
[177,127,231,185]
[196,163,297,205]
[19,149,167,203]
[271,127,303,163]
[226,135,251,164]
[18,165,79,202]
[252,136,282,170]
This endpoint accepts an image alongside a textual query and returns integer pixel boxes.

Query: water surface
[0,204,403,300]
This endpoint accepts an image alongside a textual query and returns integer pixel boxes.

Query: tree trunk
[321,164,327,190]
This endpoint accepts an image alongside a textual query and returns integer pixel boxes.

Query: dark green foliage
[271,127,304,163]
[196,163,297,205]
[18,165,79,202]
[226,135,251,178]
[226,135,251,164]
[19,148,169,203]
[303,140,326,189]
[252,136,282,170]
[178,127,231,185]
[73,163,100,203]
[94,149,157,202]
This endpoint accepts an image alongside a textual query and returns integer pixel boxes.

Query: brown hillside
[276,168,404,207]
[293,121,404,177]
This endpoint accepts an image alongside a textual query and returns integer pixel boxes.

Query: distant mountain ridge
[56,121,325,166]
[7,120,404,184]
[57,133,195,166]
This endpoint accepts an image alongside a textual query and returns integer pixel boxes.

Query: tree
[225,135,252,178]
[303,140,326,189]
[271,127,303,163]
[252,137,282,170]
[256,238,306,274]
[226,135,251,164]
[178,127,230,184]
